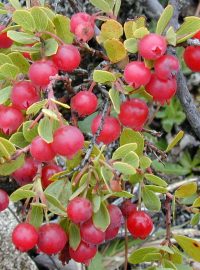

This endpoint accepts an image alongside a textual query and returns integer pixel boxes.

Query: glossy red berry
[105,226,120,241]
[184,46,200,72]
[67,197,93,224]
[38,223,68,255]
[69,241,97,264]
[11,81,40,110]
[154,55,180,81]
[52,126,84,159]
[70,12,94,33]
[0,189,9,211]
[118,99,149,131]
[28,60,58,87]
[146,74,177,104]
[52,45,81,72]
[71,91,98,116]
[74,22,95,42]
[124,61,151,88]
[30,136,55,162]
[80,219,105,245]
[120,200,137,218]
[193,30,200,40]
[0,25,13,48]
[127,211,153,239]
[12,157,38,186]
[41,164,62,188]
[139,33,167,60]
[107,204,123,230]
[91,115,121,144]
[12,223,38,252]
[0,106,24,135]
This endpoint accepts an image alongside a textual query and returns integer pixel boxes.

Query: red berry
[138,33,167,60]
[30,136,56,162]
[107,204,123,230]
[38,223,68,255]
[193,30,200,40]
[146,74,177,104]
[71,91,98,116]
[52,45,81,72]
[74,22,95,42]
[105,226,119,240]
[154,55,180,81]
[124,61,151,88]
[12,157,38,186]
[0,106,24,135]
[69,241,97,263]
[28,60,58,87]
[127,211,153,239]
[0,189,9,211]
[80,219,105,245]
[67,197,93,224]
[12,223,38,252]
[120,200,137,218]
[52,126,84,159]
[11,81,40,110]
[184,46,200,72]
[41,164,62,188]
[70,12,94,33]
[91,115,121,144]
[0,25,13,48]
[118,99,149,130]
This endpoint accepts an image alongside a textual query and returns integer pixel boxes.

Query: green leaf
[123,151,139,168]
[114,0,121,17]
[10,132,29,148]
[156,5,174,35]
[113,191,134,198]
[0,137,16,156]
[109,88,120,113]
[38,117,53,143]
[140,156,152,169]
[134,27,149,39]
[144,173,167,187]
[0,63,19,79]
[175,182,197,198]
[30,7,49,31]
[90,0,112,12]
[143,253,162,262]
[0,53,13,65]
[152,160,190,176]
[101,166,113,192]
[162,259,177,270]
[166,131,184,152]
[69,223,81,250]
[50,98,70,109]
[93,202,110,231]
[10,189,35,202]
[7,31,39,44]
[23,120,38,142]
[193,197,200,207]
[124,38,138,53]
[142,187,161,211]
[174,235,200,262]
[98,19,123,42]
[0,142,11,159]
[104,39,127,63]
[92,195,101,213]
[53,15,74,44]
[190,213,200,226]
[112,143,137,160]
[8,52,30,74]
[0,86,12,104]
[45,193,66,214]
[128,247,159,264]
[93,70,116,83]
[145,185,167,194]
[13,10,36,32]
[26,99,48,115]
[166,26,177,46]
[88,253,105,270]
[9,0,21,9]
[113,161,136,175]
[0,154,25,176]
[176,16,200,43]
[42,109,59,121]
[69,182,87,200]
[30,204,43,228]
[44,38,58,56]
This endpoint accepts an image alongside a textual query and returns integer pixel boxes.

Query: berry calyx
[52,126,84,159]
[28,60,58,87]
[91,115,121,145]
[30,136,56,162]
[154,55,180,81]
[12,223,38,252]
[71,91,98,116]
[0,189,9,211]
[120,200,137,218]
[11,81,40,110]
[52,45,81,72]
[107,204,123,230]
[41,164,62,188]
[118,99,149,130]
[38,223,68,255]
[146,74,177,104]
[183,46,200,72]
[80,219,105,245]
[0,25,13,48]
[67,197,93,224]
[127,211,153,239]
[70,12,94,34]
[12,157,38,186]
[138,33,167,60]
[124,61,151,88]
[69,241,97,264]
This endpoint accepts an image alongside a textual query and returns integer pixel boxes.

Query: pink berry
[11,81,39,110]
[75,22,95,42]
[30,136,56,162]
[118,99,149,130]
[107,204,123,230]
[52,126,84,159]
[0,189,9,211]
[41,164,62,188]
[154,55,180,80]
[124,61,151,88]
[105,226,119,240]
[28,60,58,87]
[70,12,94,33]
[12,223,38,252]
[69,241,97,264]
[0,106,24,135]
[67,197,93,224]
[146,74,177,104]
[138,33,167,60]
[38,223,68,255]
[184,46,200,72]
[71,91,98,116]
[120,200,137,218]
[80,219,105,245]
[12,157,38,186]
[52,45,81,72]
[91,115,121,144]
[0,25,13,48]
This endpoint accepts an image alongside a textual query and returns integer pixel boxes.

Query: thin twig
[8,206,21,223]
